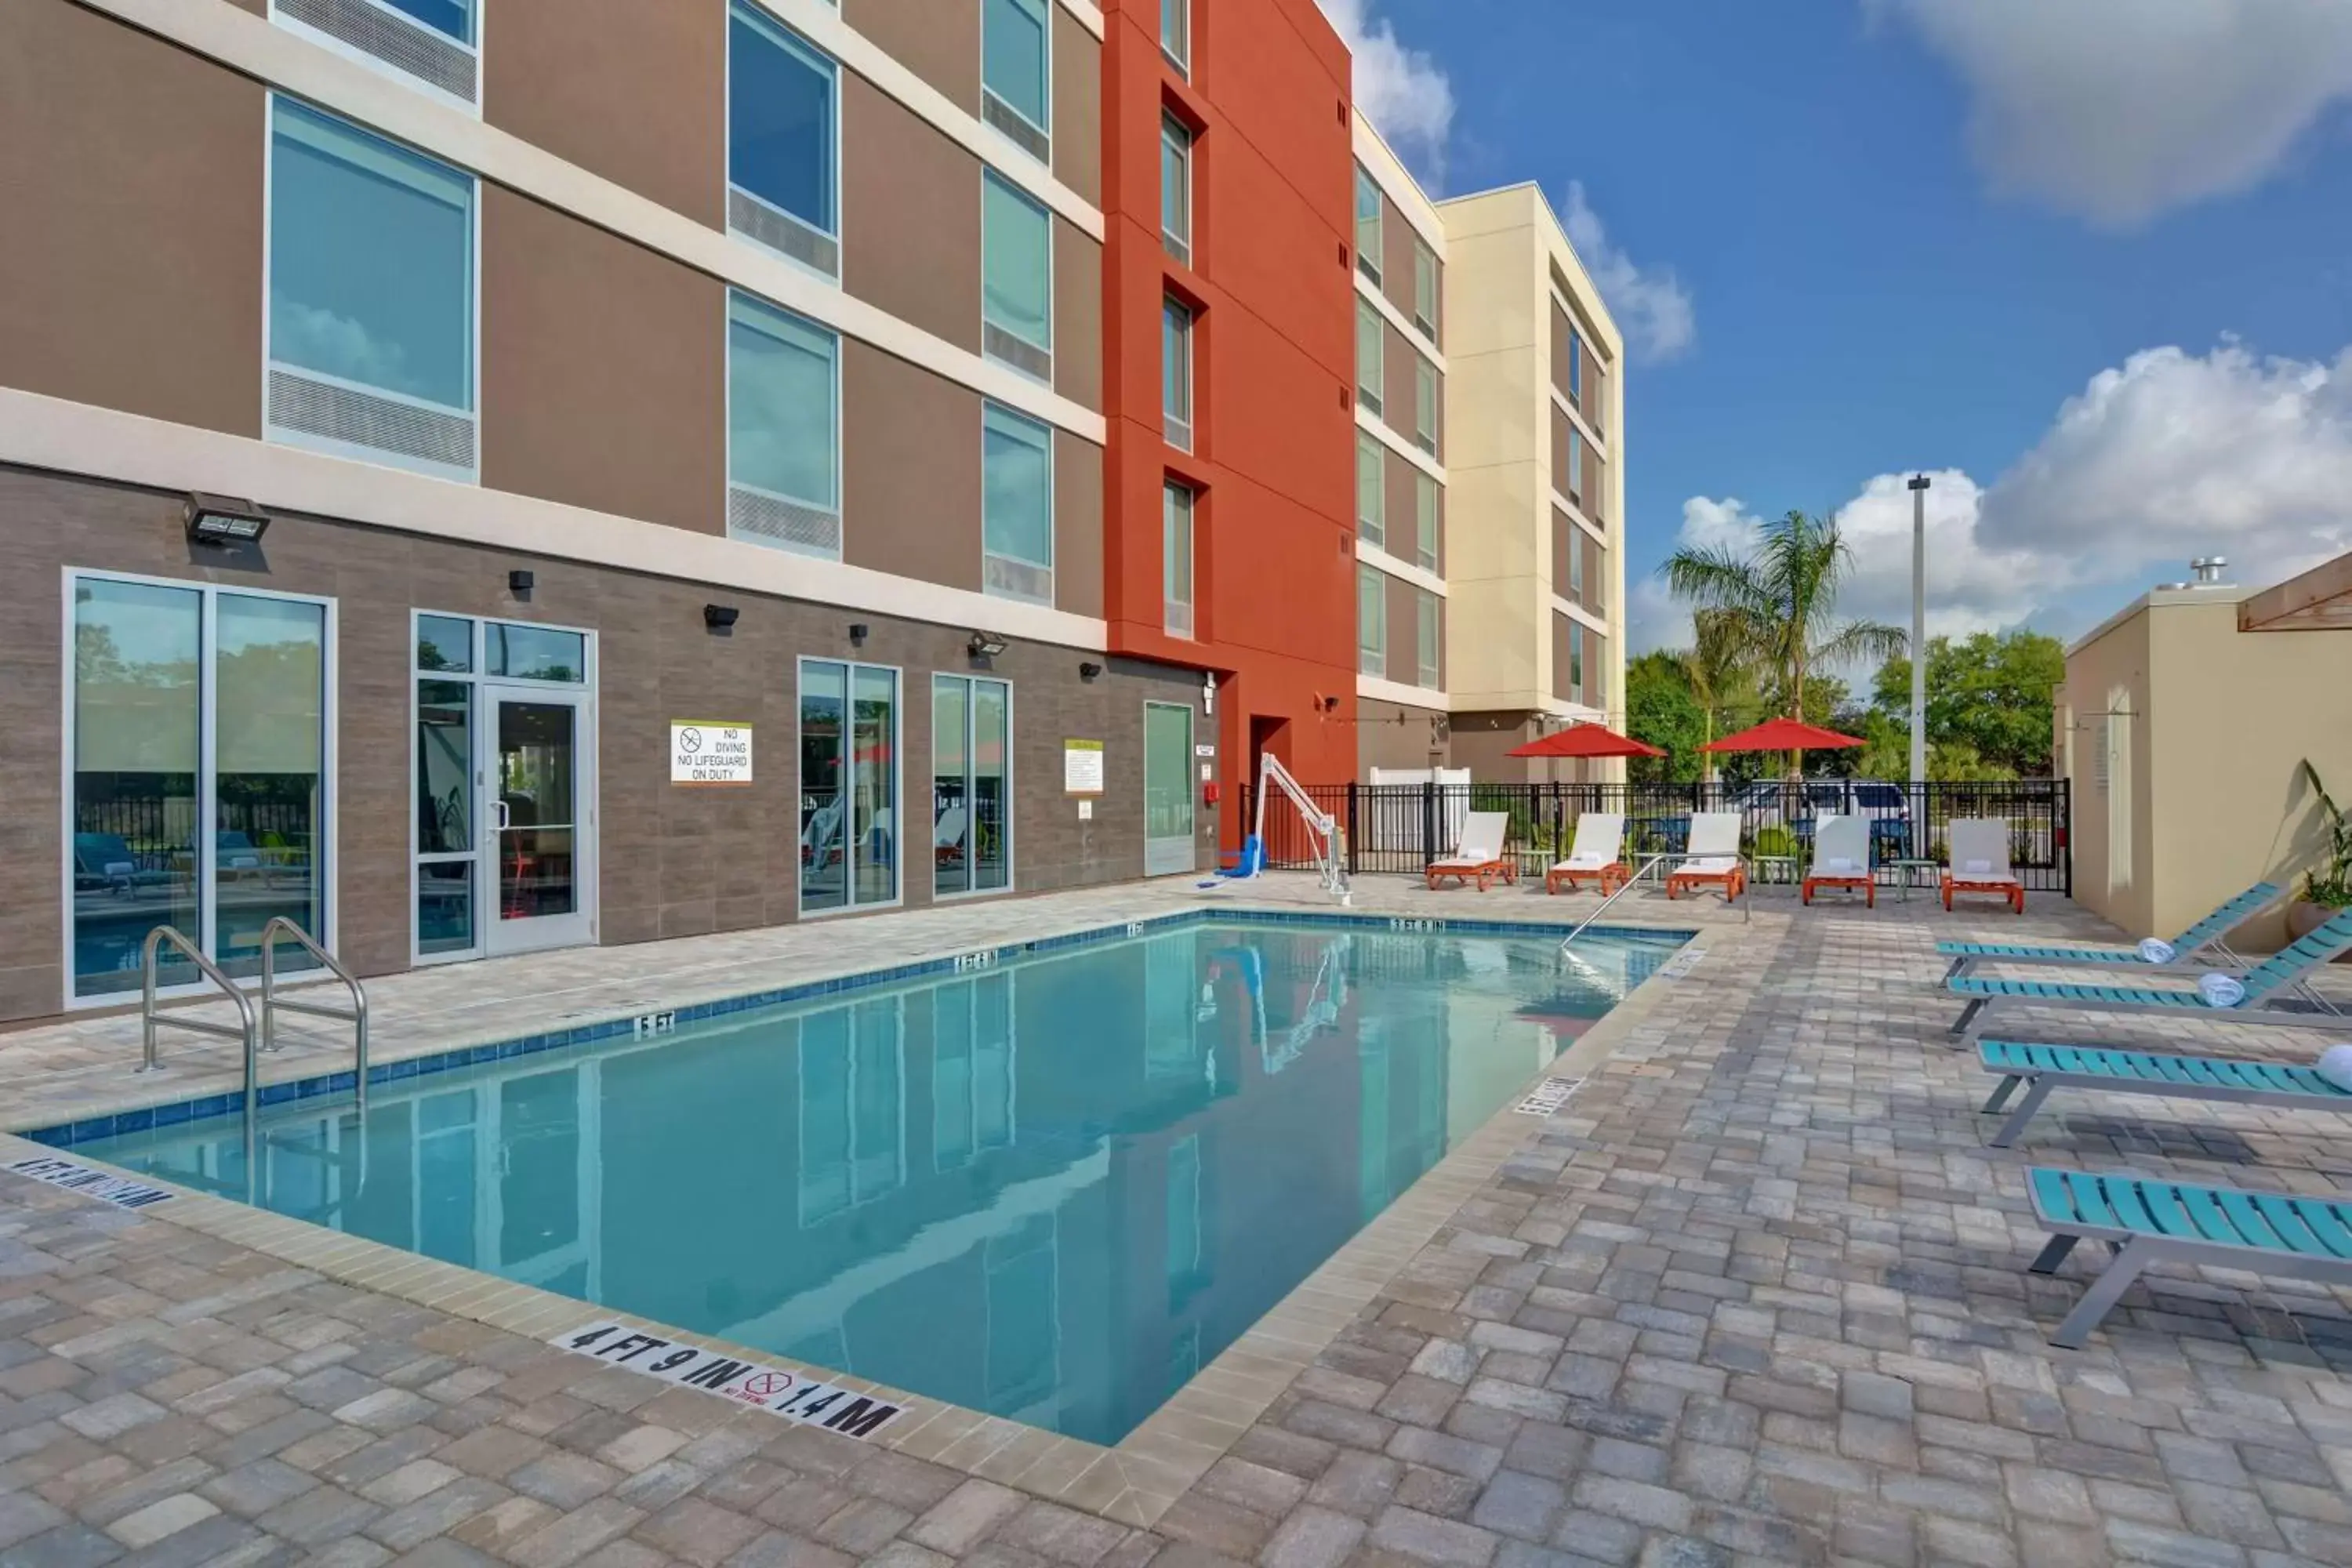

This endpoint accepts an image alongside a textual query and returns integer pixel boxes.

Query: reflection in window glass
[729,291,840,523]
[1162,297,1193,449]
[982,0,1050,132]
[1356,434,1383,546]
[1160,0,1189,71]
[487,623,586,682]
[1354,163,1381,281]
[381,0,474,44]
[270,99,474,411]
[1415,472,1439,570]
[1163,481,1194,638]
[983,405,1054,601]
[972,681,1011,891]
[805,661,898,913]
[1417,591,1440,688]
[214,595,328,978]
[1160,114,1191,266]
[729,2,837,235]
[71,579,201,997]
[801,660,848,915]
[1357,565,1385,676]
[982,174,1053,361]
[416,614,472,672]
[1356,299,1382,414]
[853,666,899,908]
[935,676,1013,898]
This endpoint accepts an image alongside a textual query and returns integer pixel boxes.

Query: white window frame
[1356,432,1385,549]
[982,0,1054,159]
[724,287,845,558]
[1160,112,1193,267]
[931,673,1018,901]
[1160,0,1190,75]
[1356,299,1384,419]
[1413,357,1438,456]
[1416,590,1439,689]
[269,0,483,118]
[982,401,1056,605]
[797,657,906,918]
[60,569,340,1013]
[1357,564,1386,677]
[726,0,846,285]
[1412,239,1438,341]
[263,93,481,485]
[1414,471,1438,571]
[1354,163,1382,285]
[1163,296,1195,452]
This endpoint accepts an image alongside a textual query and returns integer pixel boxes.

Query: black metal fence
[1242,779,2072,894]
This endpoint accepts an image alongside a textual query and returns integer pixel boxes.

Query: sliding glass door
[934,674,1011,897]
[801,660,899,914]
[68,574,330,1002]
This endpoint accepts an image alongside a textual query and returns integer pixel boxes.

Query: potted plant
[2287,760,2352,953]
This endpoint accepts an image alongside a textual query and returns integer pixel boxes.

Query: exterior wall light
[848,622,869,647]
[967,631,1009,659]
[185,492,270,545]
[1080,661,1104,681]
[508,569,535,601]
[703,604,740,632]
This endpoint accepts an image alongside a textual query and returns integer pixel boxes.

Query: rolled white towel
[2317,1045,2352,1093]
[2137,938,2176,964]
[1823,856,1857,873]
[2198,972,2246,1009]
[1962,858,1994,875]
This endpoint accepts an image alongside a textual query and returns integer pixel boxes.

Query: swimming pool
[73,918,1682,1445]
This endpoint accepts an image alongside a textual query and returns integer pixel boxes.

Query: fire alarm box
[1202,780,1221,805]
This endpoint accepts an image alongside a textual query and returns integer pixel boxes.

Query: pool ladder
[1557,850,1751,950]
[140,920,370,1161]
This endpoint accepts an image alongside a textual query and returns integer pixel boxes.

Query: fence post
[2060,779,2072,898]
[1421,782,1437,870]
[1346,784,1360,876]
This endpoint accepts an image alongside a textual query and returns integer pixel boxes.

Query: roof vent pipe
[2190,556,2229,586]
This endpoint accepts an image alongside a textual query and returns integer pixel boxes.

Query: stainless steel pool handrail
[140,925,257,1074]
[1559,854,1671,949]
[260,917,370,1112]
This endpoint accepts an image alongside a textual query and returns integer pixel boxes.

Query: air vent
[1166,414,1193,453]
[1164,602,1194,638]
[278,0,477,105]
[267,368,476,474]
[982,325,1053,383]
[981,92,1051,163]
[728,485,842,560]
[983,554,1054,605]
[728,189,841,280]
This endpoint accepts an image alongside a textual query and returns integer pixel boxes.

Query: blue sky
[1319,0,2352,653]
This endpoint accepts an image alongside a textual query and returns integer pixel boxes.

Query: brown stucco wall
[485,0,726,228]
[1054,436,1106,619]
[3,463,1196,1024]
[1357,699,1449,777]
[1054,219,1105,412]
[844,0,979,114]
[480,187,728,535]
[1051,3,1102,207]
[840,341,985,590]
[841,75,985,352]
[0,0,263,436]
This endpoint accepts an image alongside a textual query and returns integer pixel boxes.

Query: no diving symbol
[735,1371,789,1400]
[678,728,705,755]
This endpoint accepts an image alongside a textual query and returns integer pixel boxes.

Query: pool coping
[0,903,1709,1528]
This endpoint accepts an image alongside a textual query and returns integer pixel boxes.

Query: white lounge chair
[1544,812,1626,895]
[1802,815,1874,906]
[1944,818,2023,914]
[1427,811,1514,891]
[1666,812,1745,902]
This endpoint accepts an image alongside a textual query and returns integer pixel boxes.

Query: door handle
[492,800,511,834]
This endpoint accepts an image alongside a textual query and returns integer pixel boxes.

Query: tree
[1680,609,1759,781]
[1624,651,1708,785]
[1871,630,2066,778]
[1663,510,1907,778]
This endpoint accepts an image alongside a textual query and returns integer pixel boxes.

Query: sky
[1315,0,2352,658]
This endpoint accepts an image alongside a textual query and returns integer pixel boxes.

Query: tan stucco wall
[2059,592,2352,947]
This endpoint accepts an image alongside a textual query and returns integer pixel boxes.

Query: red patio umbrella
[1699,716,1864,753]
[1506,723,1665,760]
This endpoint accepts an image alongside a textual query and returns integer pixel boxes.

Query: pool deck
[3,875,2351,1566]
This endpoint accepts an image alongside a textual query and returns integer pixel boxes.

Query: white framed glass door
[486,685,593,955]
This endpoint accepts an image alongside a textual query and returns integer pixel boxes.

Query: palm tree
[1663,510,1906,778]
[1679,608,1752,783]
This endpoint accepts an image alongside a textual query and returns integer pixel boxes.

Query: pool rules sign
[671,723,753,786]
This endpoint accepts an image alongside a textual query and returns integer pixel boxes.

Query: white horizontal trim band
[1056,0,1105,40]
[85,0,1107,445]
[0,387,1112,651]
[1551,488,1609,545]
[1549,593,1613,637]
[1355,538,1447,598]
[1548,382,1609,459]
[1356,403,1446,485]
[1357,673,1448,710]
[1355,276,1446,373]
[1352,114,1445,254]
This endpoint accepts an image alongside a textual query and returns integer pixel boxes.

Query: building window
[1163,296,1194,451]
[70,575,330,1003]
[1354,162,1381,283]
[1416,591,1439,688]
[982,172,1054,380]
[1356,433,1385,549]
[274,0,479,107]
[797,997,907,1223]
[982,404,1054,604]
[1357,565,1385,677]
[933,971,1015,1168]
[935,674,1012,897]
[1160,113,1192,267]
[728,2,840,278]
[1569,524,1585,603]
[1161,0,1189,73]
[267,98,477,481]
[801,660,900,914]
[1570,620,1585,702]
[1415,472,1439,570]
[1568,325,1585,404]
[1413,239,1438,340]
[1563,423,1584,507]
[1164,481,1196,638]
[1413,358,1438,456]
[982,0,1051,160]
[728,289,841,558]
[1356,299,1383,418]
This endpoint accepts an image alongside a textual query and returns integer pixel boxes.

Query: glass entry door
[486,687,594,954]
[1143,701,1196,877]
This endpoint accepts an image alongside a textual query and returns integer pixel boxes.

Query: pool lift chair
[1224,752,1350,905]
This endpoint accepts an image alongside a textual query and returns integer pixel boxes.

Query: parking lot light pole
[1907,474,1930,855]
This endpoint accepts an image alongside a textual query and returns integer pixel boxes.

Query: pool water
[80,921,1680,1444]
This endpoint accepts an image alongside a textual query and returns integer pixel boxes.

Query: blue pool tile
[154,1100,194,1127]
[115,1106,155,1134]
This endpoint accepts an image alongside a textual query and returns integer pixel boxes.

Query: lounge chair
[1976,1039,2352,1148]
[1427,811,1513,891]
[1944,818,2023,913]
[1939,880,2286,981]
[1664,813,1744,902]
[1949,906,2352,1046]
[1544,812,1627,895]
[1802,815,1874,907]
[2024,1166,2352,1348]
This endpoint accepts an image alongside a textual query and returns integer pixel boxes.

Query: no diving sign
[548,1320,905,1439]
[671,723,753,785]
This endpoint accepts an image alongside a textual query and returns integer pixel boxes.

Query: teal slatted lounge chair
[2025,1166,2352,1348]
[1948,906,2352,1046]
[1939,881,2285,982]
[1976,1040,2352,1148]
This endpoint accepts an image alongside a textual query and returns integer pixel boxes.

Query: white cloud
[1316,0,1455,183]
[1560,182,1696,365]
[1979,341,2352,587]
[1874,0,2352,226]
[1831,471,2046,640]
